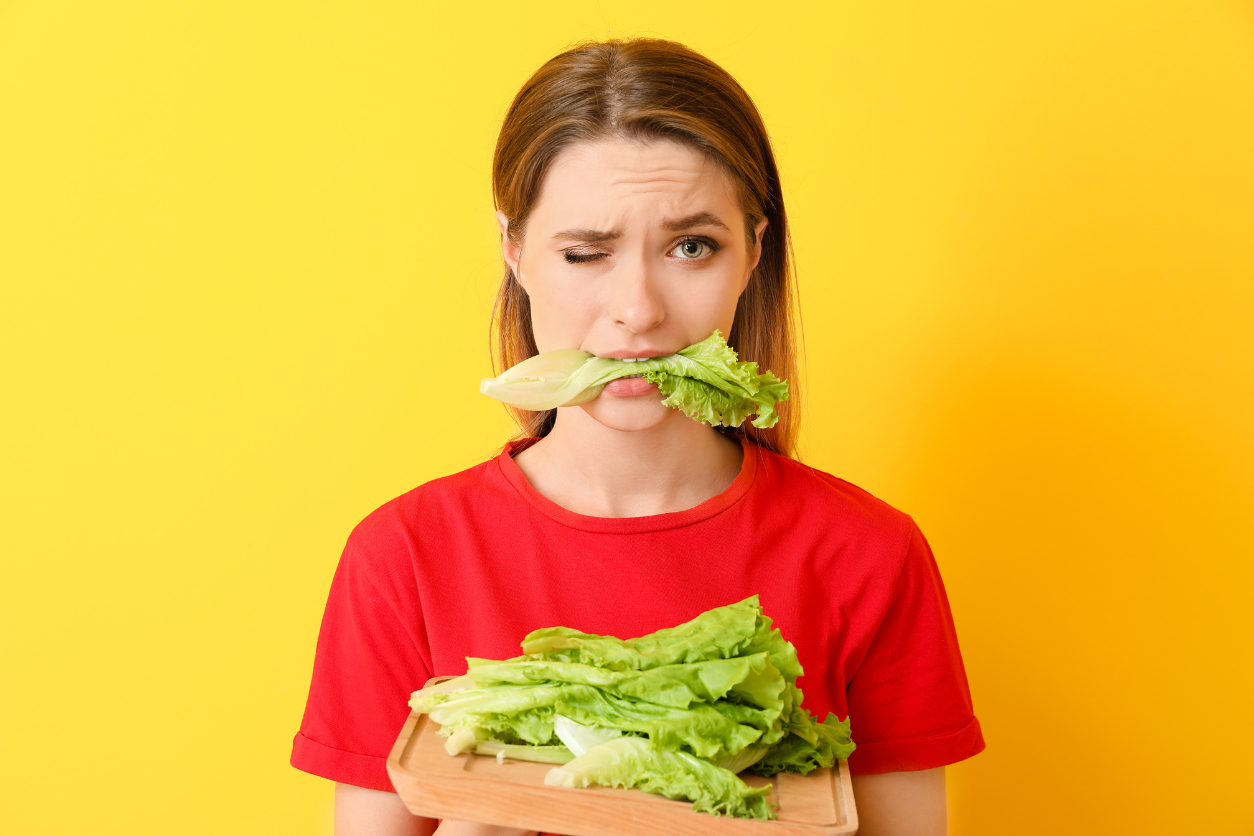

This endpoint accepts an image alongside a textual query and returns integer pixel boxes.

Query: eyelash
[562,236,722,265]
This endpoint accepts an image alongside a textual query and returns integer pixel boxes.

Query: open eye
[671,237,719,260]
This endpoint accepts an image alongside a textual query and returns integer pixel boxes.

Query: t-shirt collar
[495,435,759,534]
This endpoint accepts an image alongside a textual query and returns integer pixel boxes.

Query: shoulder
[340,450,511,572]
[753,445,917,544]
[746,444,926,595]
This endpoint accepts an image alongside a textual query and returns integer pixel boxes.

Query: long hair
[490,38,801,458]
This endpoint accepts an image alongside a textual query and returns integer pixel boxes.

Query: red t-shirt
[292,438,984,795]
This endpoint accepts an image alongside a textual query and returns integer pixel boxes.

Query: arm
[335,784,435,836]
[850,768,946,836]
[334,783,537,836]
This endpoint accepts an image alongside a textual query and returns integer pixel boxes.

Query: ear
[741,217,769,292]
[497,210,525,289]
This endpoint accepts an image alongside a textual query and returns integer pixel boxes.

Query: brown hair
[490,38,801,458]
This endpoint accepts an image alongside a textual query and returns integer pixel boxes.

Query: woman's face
[498,137,767,433]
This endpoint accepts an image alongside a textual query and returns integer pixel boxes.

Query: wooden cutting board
[387,710,858,836]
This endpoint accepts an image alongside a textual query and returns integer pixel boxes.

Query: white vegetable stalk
[479,350,621,411]
[473,739,574,765]
[552,714,622,757]
[443,726,484,756]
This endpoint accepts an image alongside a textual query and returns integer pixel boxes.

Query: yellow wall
[2,2,1250,833]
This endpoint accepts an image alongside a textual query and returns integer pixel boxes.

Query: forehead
[531,137,742,225]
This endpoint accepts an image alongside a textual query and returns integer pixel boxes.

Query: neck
[513,408,744,518]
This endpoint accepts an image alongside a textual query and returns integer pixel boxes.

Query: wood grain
[386,711,858,836]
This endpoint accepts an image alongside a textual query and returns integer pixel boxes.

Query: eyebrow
[551,227,621,244]
[663,212,729,232]
[551,212,730,243]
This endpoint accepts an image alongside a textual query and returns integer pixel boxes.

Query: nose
[607,254,665,334]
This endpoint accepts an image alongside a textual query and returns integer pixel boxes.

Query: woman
[293,38,984,836]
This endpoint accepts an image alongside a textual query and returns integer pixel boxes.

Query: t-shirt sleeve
[291,534,431,792]
[845,518,985,774]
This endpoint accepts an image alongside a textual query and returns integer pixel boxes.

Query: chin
[577,394,678,433]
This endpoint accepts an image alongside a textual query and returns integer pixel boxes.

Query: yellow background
[2,1,1251,833]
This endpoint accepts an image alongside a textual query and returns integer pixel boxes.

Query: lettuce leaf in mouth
[478,330,788,429]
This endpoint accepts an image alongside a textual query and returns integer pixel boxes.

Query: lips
[603,375,658,396]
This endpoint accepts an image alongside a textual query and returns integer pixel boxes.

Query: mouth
[602,353,670,362]
[602,373,659,397]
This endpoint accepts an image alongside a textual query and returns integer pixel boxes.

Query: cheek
[526,273,599,352]
[676,269,745,335]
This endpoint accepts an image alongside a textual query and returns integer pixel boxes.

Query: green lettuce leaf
[478,330,788,429]
[455,654,782,711]
[412,683,564,745]
[520,595,766,670]
[552,685,764,760]
[417,680,765,760]
[749,713,856,776]
[406,596,856,820]
[545,737,774,820]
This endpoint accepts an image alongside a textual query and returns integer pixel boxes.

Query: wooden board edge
[401,766,860,836]
[385,710,422,790]
[835,760,858,834]
[387,703,860,836]
[385,678,453,792]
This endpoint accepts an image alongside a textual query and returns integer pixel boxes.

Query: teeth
[622,373,645,379]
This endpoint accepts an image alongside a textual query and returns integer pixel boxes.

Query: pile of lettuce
[478,330,789,430]
[408,596,854,820]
